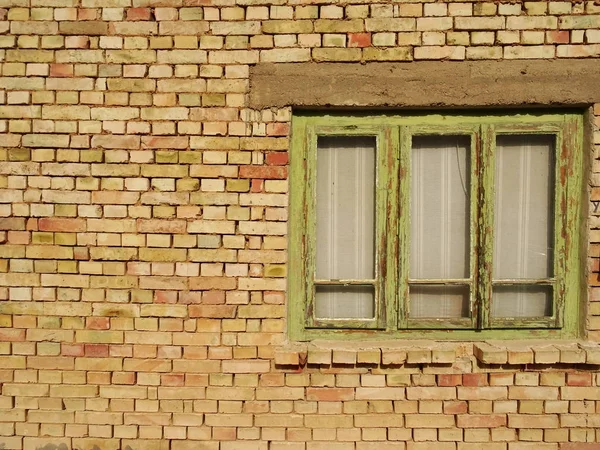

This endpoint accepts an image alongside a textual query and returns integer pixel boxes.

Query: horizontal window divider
[492,279,556,285]
[489,318,559,329]
[407,318,475,329]
[493,123,564,134]
[408,279,472,285]
[310,319,382,330]
[314,279,377,286]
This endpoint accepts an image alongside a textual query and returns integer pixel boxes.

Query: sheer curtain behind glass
[315,136,376,319]
[410,136,471,319]
[492,135,554,318]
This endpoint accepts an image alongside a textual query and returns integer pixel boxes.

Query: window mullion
[397,125,411,329]
[467,131,480,330]
[478,124,495,330]
[381,125,400,331]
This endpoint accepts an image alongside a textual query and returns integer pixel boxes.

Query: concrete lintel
[249,60,600,109]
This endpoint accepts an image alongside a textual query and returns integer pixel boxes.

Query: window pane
[316,136,376,280]
[410,285,470,318]
[315,285,375,319]
[492,285,552,318]
[494,135,554,279]
[411,136,471,279]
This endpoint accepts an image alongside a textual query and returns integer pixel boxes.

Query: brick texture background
[1,0,600,448]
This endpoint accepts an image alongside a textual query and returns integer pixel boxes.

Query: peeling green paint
[290,111,584,341]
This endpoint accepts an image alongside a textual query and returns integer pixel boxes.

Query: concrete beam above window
[249,60,600,109]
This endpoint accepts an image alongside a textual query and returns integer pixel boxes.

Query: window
[289,112,584,340]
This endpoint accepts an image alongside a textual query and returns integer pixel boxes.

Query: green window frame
[289,111,584,341]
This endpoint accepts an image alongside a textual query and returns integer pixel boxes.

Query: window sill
[274,340,600,367]
[473,340,600,365]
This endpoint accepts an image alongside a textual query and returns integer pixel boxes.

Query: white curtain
[315,136,376,319]
[410,136,470,319]
[492,135,554,318]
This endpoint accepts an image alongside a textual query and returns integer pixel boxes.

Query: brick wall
[1,0,600,449]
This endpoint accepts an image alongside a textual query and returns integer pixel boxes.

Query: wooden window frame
[289,111,584,341]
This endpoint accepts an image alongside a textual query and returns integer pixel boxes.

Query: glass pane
[316,136,376,280]
[494,135,554,279]
[491,285,552,318]
[409,285,470,319]
[315,285,375,319]
[411,136,471,279]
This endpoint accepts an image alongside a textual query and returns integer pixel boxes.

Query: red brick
[78,8,98,20]
[26,218,38,231]
[202,291,226,304]
[162,374,185,386]
[39,218,86,232]
[443,400,467,414]
[349,32,372,48]
[567,372,592,386]
[547,30,570,44]
[0,329,25,342]
[250,179,264,193]
[457,414,506,428]
[62,344,84,357]
[87,317,110,330]
[74,247,90,260]
[112,372,136,385]
[266,123,290,137]
[67,36,90,48]
[239,166,287,179]
[85,344,109,357]
[127,7,152,21]
[463,373,488,387]
[438,374,462,387]
[265,152,289,166]
[154,291,178,304]
[489,373,513,386]
[7,231,29,244]
[127,263,150,276]
[306,388,354,401]
[212,427,236,440]
[50,63,74,77]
